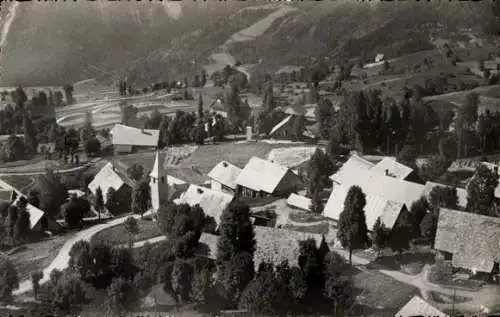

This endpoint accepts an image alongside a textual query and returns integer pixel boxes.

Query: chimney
[246,126,252,141]
[197,188,204,194]
[222,162,228,167]
[385,169,389,176]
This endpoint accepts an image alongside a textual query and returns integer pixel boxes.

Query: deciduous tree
[0,255,19,303]
[466,164,499,216]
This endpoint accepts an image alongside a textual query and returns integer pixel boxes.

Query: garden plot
[266,146,322,168]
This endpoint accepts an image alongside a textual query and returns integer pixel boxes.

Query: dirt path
[0,158,101,176]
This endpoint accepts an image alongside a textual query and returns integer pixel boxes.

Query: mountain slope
[0,0,496,86]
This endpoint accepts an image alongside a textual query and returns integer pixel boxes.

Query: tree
[396,144,418,170]
[63,85,74,105]
[27,189,40,208]
[429,186,458,211]
[420,210,438,243]
[1,134,25,162]
[105,187,120,215]
[131,179,150,218]
[95,186,104,218]
[124,216,139,248]
[23,113,37,155]
[14,208,30,242]
[390,207,420,252]
[171,259,194,304]
[327,131,341,158]
[158,115,170,148]
[420,154,450,182]
[84,137,101,156]
[455,92,479,158]
[372,217,389,250]
[292,115,305,140]
[7,205,18,243]
[61,194,89,229]
[126,164,144,182]
[217,252,255,304]
[52,272,88,313]
[323,252,354,316]
[337,186,369,264]
[196,94,205,145]
[298,239,323,288]
[31,271,43,299]
[106,277,140,315]
[466,164,499,216]
[0,255,18,303]
[410,196,431,226]
[239,265,281,315]
[110,247,136,280]
[217,201,256,263]
[190,267,214,303]
[309,190,323,214]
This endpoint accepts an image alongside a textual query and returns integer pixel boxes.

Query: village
[0,2,499,316]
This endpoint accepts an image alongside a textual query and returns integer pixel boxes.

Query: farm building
[88,162,135,210]
[110,124,159,154]
[286,193,311,212]
[235,156,303,199]
[434,208,500,275]
[396,296,447,317]
[269,115,295,139]
[174,184,234,228]
[423,181,468,209]
[207,161,242,194]
[324,168,425,230]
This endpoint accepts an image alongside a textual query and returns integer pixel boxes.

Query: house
[329,155,375,188]
[0,179,60,233]
[174,184,234,228]
[269,115,295,139]
[434,208,500,274]
[88,162,135,208]
[324,168,425,230]
[284,104,306,117]
[423,181,468,209]
[396,295,448,317]
[110,124,159,154]
[207,161,242,194]
[286,193,312,212]
[235,156,303,199]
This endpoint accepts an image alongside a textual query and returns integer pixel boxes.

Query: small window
[152,178,156,184]
[161,176,165,183]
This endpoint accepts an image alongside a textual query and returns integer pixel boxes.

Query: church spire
[150,151,160,179]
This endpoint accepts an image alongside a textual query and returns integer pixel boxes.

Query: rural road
[13,214,142,295]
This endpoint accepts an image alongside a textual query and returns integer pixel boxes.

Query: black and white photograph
[0,0,498,316]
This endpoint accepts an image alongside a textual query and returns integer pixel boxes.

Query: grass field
[90,218,162,246]
[8,233,72,281]
[0,175,34,192]
[282,222,330,235]
[348,266,419,312]
[288,211,328,223]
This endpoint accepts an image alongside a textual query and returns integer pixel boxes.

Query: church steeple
[149,150,165,212]
[150,151,160,180]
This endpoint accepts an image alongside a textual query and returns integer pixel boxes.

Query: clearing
[90,218,162,246]
[7,233,73,282]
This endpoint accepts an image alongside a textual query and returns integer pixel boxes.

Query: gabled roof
[269,115,293,136]
[396,296,447,317]
[371,157,414,179]
[110,124,159,147]
[423,181,468,209]
[286,193,311,212]
[12,195,45,230]
[323,182,405,230]
[174,184,234,226]
[435,208,500,273]
[236,157,292,194]
[88,162,131,198]
[329,155,375,184]
[207,161,242,190]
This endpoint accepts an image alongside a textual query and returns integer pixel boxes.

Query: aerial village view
[0,1,498,316]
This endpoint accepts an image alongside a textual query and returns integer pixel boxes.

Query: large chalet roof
[371,157,414,180]
[207,161,242,190]
[323,182,405,230]
[329,155,375,185]
[110,124,159,147]
[235,156,294,194]
[423,181,468,209]
[174,184,234,226]
[396,296,447,317]
[435,208,500,273]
